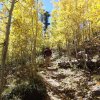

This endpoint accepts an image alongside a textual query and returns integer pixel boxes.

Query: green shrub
[3,75,48,100]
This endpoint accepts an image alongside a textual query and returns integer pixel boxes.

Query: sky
[42,0,58,13]
[0,0,55,12]
[42,0,53,13]
[0,3,2,10]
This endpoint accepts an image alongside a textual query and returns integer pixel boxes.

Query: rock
[88,81,95,86]
[56,74,66,80]
[48,92,61,100]
[92,90,100,96]
[92,85,100,96]
[63,89,76,99]
[58,62,71,69]
[47,79,60,87]
[47,67,58,71]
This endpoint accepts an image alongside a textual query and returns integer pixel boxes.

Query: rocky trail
[39,55,100,100]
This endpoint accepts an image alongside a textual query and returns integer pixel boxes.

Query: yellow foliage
[51,0,100,46]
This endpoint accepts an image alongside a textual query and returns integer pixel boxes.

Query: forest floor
[39,53,100,100]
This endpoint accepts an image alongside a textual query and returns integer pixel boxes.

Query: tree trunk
[0,0,16,99]
[32,0,38,73]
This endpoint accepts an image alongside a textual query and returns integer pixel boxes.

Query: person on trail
[43,47,52,67]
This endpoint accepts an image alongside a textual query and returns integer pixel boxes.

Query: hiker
[43,47,52,67]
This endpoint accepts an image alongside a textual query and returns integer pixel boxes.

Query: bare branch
[15,0,19,3]
[3,4,10,12]
[0,16,8,19]
[9,0,19,4]
[0,42,4,45]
